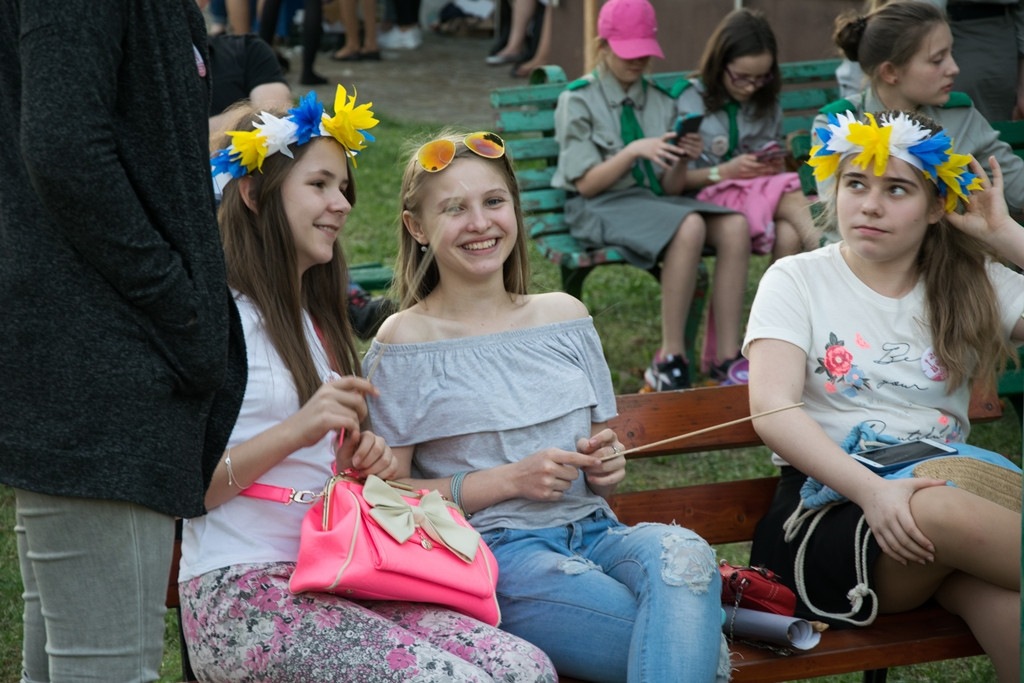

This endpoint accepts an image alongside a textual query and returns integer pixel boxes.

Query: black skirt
[749,467,883,628]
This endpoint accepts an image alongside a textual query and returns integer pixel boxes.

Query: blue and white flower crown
[211,85,378,192]
[808,110,983,212]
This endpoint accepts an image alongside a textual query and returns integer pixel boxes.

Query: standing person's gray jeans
[15,490,174,683]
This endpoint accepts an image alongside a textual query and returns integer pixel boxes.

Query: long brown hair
[818,111,1013,391]
[697,8,781,120]
[394,130,530,308]
[216,107,361,404]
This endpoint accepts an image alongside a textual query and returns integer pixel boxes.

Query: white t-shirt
[743,243,1024,466]
[179,294,335,581]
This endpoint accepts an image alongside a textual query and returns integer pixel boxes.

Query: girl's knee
[611,523,717,594]
[675,213,708,244]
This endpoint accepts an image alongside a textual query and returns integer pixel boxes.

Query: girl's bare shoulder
[523,291,590,324]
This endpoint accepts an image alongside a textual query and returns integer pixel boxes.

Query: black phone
[673,113,704,139]
[851,438,958,472]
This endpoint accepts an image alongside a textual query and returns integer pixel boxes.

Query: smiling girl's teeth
[464,238,496,251]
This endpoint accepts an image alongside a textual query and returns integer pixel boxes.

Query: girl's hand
[858,477,946,565]
[510,448,600,501]
[946,155,1016,243]
[723,153,773,180]
[627,133,688,170]
[345,431,398,480]
[286,375,378,450]
[674,132,704,161]
[576,430,626,488]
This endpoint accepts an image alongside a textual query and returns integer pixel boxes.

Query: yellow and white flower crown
[808,110,983,212]
[211,85,378,189]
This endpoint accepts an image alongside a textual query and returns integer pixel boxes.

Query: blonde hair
[394,130,530,307]
[216,105,361,403]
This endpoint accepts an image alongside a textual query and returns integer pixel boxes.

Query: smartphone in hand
[752,140,787,162]
[673,113,704,141]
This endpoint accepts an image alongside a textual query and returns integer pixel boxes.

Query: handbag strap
[239,481,324,505]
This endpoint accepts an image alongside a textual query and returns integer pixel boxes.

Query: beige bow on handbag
[362,475,481,563]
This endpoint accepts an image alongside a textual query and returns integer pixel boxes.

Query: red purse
[719,560,796,617]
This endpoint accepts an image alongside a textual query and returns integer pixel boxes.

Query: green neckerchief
[723,100,740,160]
[600,71,664,196]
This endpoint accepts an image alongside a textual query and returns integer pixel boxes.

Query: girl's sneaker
[644,350,691,391]
[709,353,749,386]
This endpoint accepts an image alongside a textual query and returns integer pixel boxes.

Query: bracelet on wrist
[449,471,473,518]
[224,448,251,489]
[708,165,721,183]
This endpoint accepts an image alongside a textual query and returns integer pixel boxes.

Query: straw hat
[913,456,1022,512]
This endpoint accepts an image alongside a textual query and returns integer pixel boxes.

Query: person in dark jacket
[0,2,246,680]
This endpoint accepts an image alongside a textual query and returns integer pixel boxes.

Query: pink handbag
[286,473,501,626]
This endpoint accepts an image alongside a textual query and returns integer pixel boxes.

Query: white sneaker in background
[379,26,422,50]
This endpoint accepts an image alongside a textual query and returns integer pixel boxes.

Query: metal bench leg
[863,668,889,683]
[562,265,592,300]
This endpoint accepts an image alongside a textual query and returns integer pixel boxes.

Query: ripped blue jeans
[481,509,730,683]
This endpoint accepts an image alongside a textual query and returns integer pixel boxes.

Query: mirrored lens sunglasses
[416,132,506,172]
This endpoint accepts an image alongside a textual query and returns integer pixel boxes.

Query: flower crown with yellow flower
[808,110,983,212]
[211,85,378,189]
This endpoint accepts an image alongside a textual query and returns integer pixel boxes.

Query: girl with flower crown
[178,87,555,682]
[818,1,1024,216]
[362,130,731,682]
[746,109,1024,680]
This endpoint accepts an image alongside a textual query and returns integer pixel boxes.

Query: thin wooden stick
[600,402,804,461]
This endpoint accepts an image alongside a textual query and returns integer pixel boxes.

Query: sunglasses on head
[416,132,506,173]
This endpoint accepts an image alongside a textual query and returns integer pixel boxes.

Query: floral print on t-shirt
[816,332,872,397]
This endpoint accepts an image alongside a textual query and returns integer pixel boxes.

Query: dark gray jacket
[0,0,246,517]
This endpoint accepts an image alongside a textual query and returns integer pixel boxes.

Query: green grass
[0,115,1017,682]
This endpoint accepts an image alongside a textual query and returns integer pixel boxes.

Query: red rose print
[823,345,853,376]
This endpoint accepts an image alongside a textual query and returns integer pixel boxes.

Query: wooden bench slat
[613,384,761,455]
[516,166,558,191]
[507,137,560,162]
[521,187,566,213]
[729,606,982,682]
[527,212,567,238]
[535,233,628,268]
[779,88,838,112]
[610,477,778,545]
[496,109,555,135]
[348,262,393,291]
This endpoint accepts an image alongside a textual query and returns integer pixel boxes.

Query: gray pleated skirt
[565,187,736,270]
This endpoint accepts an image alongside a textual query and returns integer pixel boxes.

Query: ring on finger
[612,445,622,455]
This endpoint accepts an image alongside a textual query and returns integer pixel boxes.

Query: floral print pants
[179,562,557,682]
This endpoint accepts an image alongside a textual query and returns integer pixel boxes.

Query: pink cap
[597,0,664,60]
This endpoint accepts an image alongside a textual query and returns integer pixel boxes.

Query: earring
[420,244,427,253]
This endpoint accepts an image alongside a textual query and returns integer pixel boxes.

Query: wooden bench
[598,383,1001,683]
[349,261,393,292]
[166,382,1004,682]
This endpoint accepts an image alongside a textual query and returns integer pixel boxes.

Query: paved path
[284,32,519,129]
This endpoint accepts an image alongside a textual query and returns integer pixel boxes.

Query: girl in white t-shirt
[745,109,1024,681]
[178,88,555,682]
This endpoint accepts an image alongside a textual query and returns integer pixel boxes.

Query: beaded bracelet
[449,471,472,518]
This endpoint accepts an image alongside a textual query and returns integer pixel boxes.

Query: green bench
[349,261,393,292]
